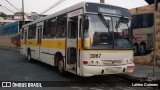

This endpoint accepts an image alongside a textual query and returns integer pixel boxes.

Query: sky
[0,0,148,15]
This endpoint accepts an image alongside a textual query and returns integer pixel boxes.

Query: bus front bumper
[82,63,134,77]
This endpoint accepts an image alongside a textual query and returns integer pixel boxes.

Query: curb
[0,47,20,52]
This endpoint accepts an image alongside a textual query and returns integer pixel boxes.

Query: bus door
[36,22,43,60]
[66,16,79,74]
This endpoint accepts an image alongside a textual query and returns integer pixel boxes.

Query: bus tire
[27,50,33,62]
[140,44,146,55]
[58,58,66,76]
[133,44,139,56]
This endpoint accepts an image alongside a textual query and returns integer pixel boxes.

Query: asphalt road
[0,49,155,90]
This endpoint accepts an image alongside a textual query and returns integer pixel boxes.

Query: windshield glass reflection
[83,14,132,50]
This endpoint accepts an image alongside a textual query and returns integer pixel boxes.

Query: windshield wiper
[98,12,111,37]
[115,19,121,28]
[115,16,129,28]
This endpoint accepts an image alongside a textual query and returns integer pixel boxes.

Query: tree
[0,12,7,17]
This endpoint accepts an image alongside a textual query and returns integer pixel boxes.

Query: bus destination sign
[98,7,121,15]
[85,3,131,17]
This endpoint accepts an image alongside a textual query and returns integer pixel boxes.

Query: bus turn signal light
[83,61,88,64]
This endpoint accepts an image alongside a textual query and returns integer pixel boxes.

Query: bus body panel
[80,50,134,76]
[82,64,134,77]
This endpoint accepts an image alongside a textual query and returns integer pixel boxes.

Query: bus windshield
[83,14,132,50]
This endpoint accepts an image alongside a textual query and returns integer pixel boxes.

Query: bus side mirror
[83,19,89,30]
[120,17,129,24]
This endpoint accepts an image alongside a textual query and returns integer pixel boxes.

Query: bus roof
[22,2,131,28]
[22,2,86,28]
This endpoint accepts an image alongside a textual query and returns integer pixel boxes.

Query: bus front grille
[102,60,123,66]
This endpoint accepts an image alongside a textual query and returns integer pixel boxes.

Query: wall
[0,34,17,47]
[0,21,19,47]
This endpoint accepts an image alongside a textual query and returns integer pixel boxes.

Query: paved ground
[0,47,158,90]
[0,46,19,52]
[124,64,160,80]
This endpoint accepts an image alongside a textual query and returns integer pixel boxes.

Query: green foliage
[0,12,7,17]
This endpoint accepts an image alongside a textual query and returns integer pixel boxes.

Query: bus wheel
[140,44,146,55]
[58,59,65,75]
[133,44,139,56]
[27,50,33,62]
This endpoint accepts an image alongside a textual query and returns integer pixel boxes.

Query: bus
[132,13,154,55]
[20,2,134,77]
[130,3,160,55]
[11,33,21,47]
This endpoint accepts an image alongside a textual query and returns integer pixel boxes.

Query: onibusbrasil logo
[1,82,42,87]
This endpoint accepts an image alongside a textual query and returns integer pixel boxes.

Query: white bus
[20,2,134,77]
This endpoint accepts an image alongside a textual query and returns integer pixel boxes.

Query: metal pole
[22,0,25,25]
[153,0,157,78]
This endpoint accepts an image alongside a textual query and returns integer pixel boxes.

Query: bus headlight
[90,60,99,65]
[126,59,133,64]
[91,60,94,64]
[130,59,133,63]
[96,61,99,64]
[126,60,129,63]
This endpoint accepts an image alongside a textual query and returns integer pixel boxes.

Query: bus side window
[46,18,57,38]
[132,15,141,29]
[43,20,47,39]
[21,28,24,40]
[142,14,153,28]
[79,19,82,37]
[56,16,67,38]
[24,30,27,44]
[68,21,77,38]
[28,24,36,39]
[132,14,153,29]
